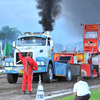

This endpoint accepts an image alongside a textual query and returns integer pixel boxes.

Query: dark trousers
[74,94,90,100]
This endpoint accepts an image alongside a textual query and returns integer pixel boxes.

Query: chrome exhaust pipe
[46,31,49,35]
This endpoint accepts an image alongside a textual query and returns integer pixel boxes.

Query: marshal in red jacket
[19,53,38,72]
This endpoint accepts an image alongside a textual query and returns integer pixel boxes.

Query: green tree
[0,26,22,48]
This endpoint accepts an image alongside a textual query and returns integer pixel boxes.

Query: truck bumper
[4,67,23,74]
[33,66,47,73]
[4,66,47,74]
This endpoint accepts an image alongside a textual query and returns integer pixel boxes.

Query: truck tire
[42,64,53,83]
[65,67,72,81]
[7,74,18,83]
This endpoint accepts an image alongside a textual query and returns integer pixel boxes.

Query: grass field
[55,88,100,100]
[0,72,4,74]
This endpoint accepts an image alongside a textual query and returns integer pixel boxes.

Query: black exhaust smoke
[36,0,61,31]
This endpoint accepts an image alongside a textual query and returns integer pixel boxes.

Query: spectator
[73,76,91,100]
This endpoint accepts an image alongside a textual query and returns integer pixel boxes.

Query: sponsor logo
[85,43,96,46]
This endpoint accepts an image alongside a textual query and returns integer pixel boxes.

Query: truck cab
[4,31,54,83]
[81,23,100,76]
[82,23,100,53]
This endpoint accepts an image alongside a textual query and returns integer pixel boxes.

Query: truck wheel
[7,74,18,83]
[65,67,72,81]
[42,64,53,83]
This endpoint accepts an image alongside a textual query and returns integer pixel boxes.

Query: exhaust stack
[46,31,49,35]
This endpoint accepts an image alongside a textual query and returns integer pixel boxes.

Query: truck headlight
[6,62,9,66]
[10,62,13,66]
[41,61,44,65]
[37,61,40,65]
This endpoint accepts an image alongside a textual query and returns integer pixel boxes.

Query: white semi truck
[4,31,56,83]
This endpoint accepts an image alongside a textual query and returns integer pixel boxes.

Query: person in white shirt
[73,76,91,100]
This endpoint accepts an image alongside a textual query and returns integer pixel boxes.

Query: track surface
[0,74,100,100]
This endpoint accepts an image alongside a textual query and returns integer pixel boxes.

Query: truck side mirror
[13,41,16,47]
[50,40,53,46]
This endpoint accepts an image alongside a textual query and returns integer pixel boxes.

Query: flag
[3,43,13,57]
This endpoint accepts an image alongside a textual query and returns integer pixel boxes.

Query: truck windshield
[17,37,46,46]
[85,31,97,38]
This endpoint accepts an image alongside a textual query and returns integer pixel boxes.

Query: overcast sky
[0,0,100,50]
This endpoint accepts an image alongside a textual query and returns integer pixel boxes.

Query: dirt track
[0,74,100,100]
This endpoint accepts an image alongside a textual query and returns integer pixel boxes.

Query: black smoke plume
[36,0,61,31]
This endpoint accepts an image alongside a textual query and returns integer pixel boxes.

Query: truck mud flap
[70,64,81,76]
[54,62,67,76]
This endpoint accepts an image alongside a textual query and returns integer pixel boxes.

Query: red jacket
[19,53,38,72]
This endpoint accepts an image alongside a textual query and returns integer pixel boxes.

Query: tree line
[0,26,22,49]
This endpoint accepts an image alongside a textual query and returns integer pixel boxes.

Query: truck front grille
[16,52,33,65]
